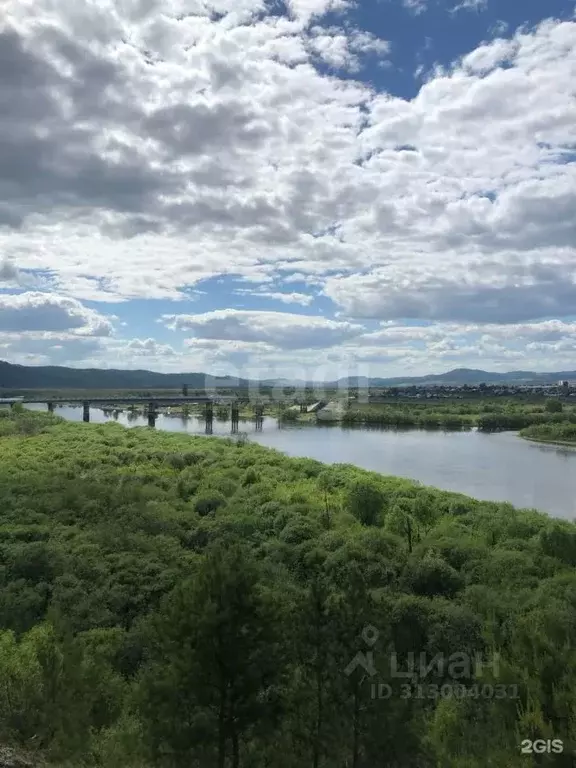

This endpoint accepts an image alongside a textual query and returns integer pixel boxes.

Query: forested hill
[1,408,576,766]
[0,360,249,390]
[339,367,576,387]
[2,359,576,390]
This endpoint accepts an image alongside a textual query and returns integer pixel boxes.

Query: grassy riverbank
[520,422,576,446]
[299,398,576,431]
[1,409,576,767]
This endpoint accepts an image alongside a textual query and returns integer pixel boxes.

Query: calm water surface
[28,405,576,520]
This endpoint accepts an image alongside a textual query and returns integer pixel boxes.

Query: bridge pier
[254,404,263,432]
[147,401,157,428]
[231,404,239,433]
[83,401,90,422]
[205,401,214,428]
[47,402,54,413]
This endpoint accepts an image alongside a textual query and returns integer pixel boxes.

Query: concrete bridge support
[231,404,239,433]
[147,401,158,428]
[205,402,214,433]
[47,402,54,413]
[83,402,90,422]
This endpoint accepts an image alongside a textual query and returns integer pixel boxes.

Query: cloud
[5,315,576,376]
[0,260,43,289]
[0,25,178,224]
[3,5,575,321]
[460,36,517,73]
[0,261,19,282]
[490,20,509,36]
[0,335,106,366]
[287,0,354,25]
[450,0,488,13]
[126,338,177,357]
[323,254,576,323]
[234,288,314,305]
[184,338,278,370]
[259,291,314,305]
[1,2,576,375]
[356,319,576,349]
[164,309,364,349]
[0,293,113,335]
[307,26,389,71]
[402,0,428,15]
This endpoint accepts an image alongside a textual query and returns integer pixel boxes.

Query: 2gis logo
[520,739,563,755]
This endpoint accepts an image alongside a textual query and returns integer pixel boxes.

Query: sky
[1,0,576,381]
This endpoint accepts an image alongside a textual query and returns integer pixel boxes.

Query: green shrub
[401,556,464,597]
[193,493,226,517]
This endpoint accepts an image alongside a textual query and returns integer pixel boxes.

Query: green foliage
[137,543,284,767]
[521,421,576,444]
[338,397,576,434]
[193,492,227,517]
[401,555,464,597]
[539,523,576,566]
[345,480,386,525]
[0,409,575,767]
[545,398,563,413]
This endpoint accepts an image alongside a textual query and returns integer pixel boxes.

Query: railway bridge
[2,396,265,431]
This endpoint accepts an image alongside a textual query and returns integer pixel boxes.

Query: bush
[279,517,321,544]
[402,557,464,597]
[182,450,204,465]
[243,468,260,486]
[545,399,563,413]
[166,453,187,470]
[346,481,386,526]
[193,493,226,517]
[259,501,284,517]
[204,477,238,498]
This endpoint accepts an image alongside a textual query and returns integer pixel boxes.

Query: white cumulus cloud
[1,0,576,375]
[164,309,364,349]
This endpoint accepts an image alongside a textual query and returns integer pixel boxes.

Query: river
[26,404,576,520]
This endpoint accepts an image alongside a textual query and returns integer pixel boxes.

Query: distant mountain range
[0,361,250,390]
[335,368,576,387]
[0,361,574,390]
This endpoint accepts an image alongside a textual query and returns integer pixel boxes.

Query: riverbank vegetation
[333,398,576,432]
[520,422,576,445]
[1,409,576,767]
